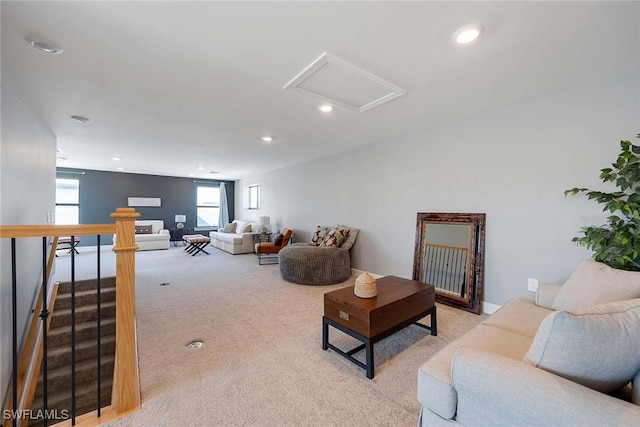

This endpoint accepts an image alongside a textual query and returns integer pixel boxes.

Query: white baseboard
[351,269,502,315]
[482,302,501,315]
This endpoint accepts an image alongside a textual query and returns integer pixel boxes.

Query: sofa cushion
[319,228,350,248]
[134,220,165,234]
[249,222,264,233]
[523,298,640,393]
[311,226,332,246]
[135,225,153,234]
[135,233,170,243]
[418,323,533,419]
[482,297,553,338]
[234,220,251,233]
[271,232,283,246]
[220,222,237,233]
[214,232,243,245]
[336,225,358,251]
[552,259,640,310]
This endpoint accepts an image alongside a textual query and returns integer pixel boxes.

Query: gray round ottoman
[279,244,351,285]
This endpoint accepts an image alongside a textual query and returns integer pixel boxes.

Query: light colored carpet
[54,246,486,426]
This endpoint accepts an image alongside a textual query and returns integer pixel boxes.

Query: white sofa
[113,220,170,251]
[417,259,640,426]
[209,219,262,254]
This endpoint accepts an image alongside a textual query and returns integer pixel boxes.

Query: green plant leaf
[567,134,640,270]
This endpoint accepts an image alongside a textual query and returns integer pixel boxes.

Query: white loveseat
[113,220,170,251]
[209,219,262,254]
[418,258,640,426]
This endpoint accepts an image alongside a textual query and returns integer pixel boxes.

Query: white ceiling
[2,1,639,181]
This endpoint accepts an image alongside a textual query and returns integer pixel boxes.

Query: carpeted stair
[29,277,117,425]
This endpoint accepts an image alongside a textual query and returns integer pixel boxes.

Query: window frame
[196,185,221,227]
[248,184,260,210]
[55,177,80,225]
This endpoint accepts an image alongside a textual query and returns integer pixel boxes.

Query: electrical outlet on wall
[528,278,539,292]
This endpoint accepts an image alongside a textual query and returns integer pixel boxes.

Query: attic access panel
[283,53,407,113]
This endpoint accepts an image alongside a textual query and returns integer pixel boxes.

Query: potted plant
[565,134,640,271]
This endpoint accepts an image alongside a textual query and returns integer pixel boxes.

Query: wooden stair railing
[1,207,141,427]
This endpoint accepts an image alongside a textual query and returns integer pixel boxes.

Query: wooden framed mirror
[413,212,486,314]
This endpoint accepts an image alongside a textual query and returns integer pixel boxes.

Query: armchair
[255,228,293,265]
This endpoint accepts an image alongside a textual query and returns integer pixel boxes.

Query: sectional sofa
[418,259,640,426]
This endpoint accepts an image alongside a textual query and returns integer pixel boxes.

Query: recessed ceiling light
[188,173,194,177]
[209,171,219,174]
[319,105,333,113]
[28,39,63,54]
[197,166,204,170]
[112,156,122,161]
[70,115,90,123]
[117,167,124,171]
[453,25,483,44]
[56,156,68,161]
[261,136,273,143]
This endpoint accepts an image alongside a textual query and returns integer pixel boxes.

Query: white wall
[0,86,56,403]
[236,71,639,307]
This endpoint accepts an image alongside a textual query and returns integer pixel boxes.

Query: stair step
[54,287,116,310]
[28,277,119,424]
[57,277,116,294]
[34,354,115,393]
[50,302,116,329]
[47,318,116,349]
[45,335,116,370]
[29,379,112,425]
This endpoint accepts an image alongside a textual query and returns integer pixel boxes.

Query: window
[196,186,220,227]
[248,184,260,210]
[55,178,79,224]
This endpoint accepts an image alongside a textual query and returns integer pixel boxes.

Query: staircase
[30,277,117,425]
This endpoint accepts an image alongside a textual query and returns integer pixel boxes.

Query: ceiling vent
[283,53,406,113]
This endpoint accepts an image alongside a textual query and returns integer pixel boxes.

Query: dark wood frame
[413,212,486,314]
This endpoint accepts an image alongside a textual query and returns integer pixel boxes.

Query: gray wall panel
[56,168,234,246]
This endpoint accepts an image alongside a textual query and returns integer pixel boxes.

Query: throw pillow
[272,232,283,246]
[135,225,153,234]
[552,258,640,311]
[237,222,252,233]
[219,222,237,233]
[319,228,350,248]
[335,228,350,247]
[318,228,337,247]
[523,298,640,393]
[311,226,331,246]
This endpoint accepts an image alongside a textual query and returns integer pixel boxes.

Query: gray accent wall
[1,86,56,403]
[235,71,640,308]
[56,168,235,246]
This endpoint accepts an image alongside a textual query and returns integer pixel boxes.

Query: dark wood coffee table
[322,275,436,379]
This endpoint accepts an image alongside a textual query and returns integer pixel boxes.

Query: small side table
[169,228,192,246]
